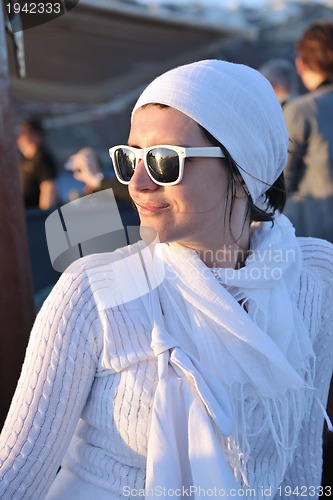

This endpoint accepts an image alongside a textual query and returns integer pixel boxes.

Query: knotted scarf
[88,214,319,497]
[140,213,316,498]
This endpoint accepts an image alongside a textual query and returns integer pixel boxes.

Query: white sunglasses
[109,144,225,186]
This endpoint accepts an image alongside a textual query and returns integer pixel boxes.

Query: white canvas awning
[6,0,255,104]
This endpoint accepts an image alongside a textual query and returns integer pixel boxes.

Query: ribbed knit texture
[0,238,332,499]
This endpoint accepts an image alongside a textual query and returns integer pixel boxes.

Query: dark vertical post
[0,8,35,428]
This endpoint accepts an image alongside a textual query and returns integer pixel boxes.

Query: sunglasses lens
[114,148,136,182]
[147,148,180,184]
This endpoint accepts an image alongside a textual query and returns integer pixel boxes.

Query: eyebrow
[126,143,192,149]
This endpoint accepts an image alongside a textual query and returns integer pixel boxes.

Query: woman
[1,60,332,499]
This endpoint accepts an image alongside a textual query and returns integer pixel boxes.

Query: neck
[180,227,251,269]
[22,144,38,159]
[196,242,250,269]
[302,71,328,91]
[183,209,251,269]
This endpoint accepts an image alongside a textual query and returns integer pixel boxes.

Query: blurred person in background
[67,146,131,203]
[17,118,58,210]
[283,21,333,243]
[259,58,299,108]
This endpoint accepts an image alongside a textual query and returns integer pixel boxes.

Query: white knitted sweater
[0,238,332,499]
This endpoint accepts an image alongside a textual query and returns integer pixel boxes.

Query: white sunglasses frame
[109,144,225,186]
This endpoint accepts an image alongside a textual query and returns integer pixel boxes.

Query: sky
[137,0,328,10]
[138,0,271,7]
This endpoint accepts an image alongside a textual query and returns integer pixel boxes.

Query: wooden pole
[0,9,35,429]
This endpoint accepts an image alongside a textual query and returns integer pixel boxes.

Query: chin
[139,223,176,245]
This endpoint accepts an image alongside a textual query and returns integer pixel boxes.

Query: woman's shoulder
[45,241,145,306]
[297,236,333,324]
[61,240,145,282]
[296,237,333,348]
[297,236,333,283]
[66,240,143,270]
[58,240,154,312]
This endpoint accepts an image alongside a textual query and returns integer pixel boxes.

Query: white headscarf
[132,59,289,204]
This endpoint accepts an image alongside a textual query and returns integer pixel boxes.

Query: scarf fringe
[224,383,314,487]
[214,275,319,485]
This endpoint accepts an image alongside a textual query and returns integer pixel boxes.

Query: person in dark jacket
[17,118,58,209]
[283,21,333,243]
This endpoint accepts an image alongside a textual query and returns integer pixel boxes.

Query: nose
[129,159,158,192]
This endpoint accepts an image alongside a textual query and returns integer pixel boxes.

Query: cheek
[171,186,229,221]
[182,173,229,210]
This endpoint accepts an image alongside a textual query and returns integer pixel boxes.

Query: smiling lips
[135,200,169,215]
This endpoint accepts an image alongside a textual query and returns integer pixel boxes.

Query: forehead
[129,105,203,146]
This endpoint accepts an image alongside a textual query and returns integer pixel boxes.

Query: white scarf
[141,214,315,498]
